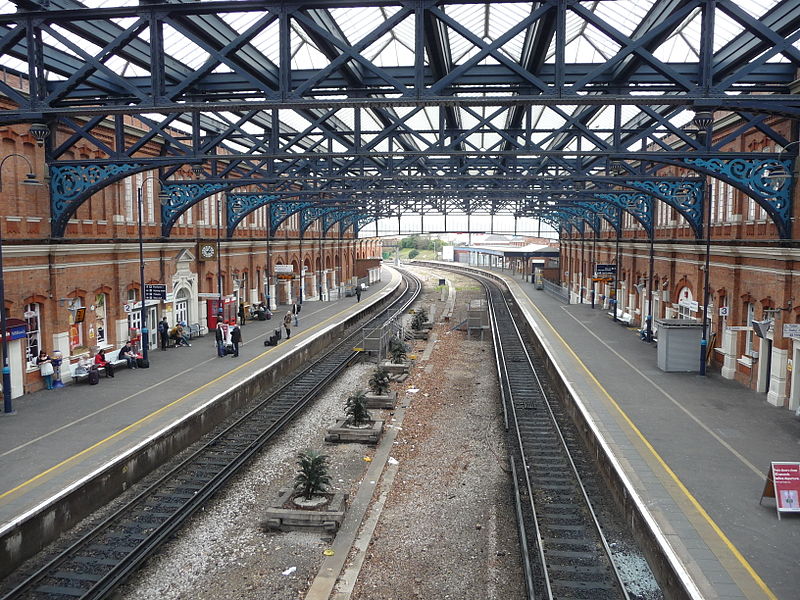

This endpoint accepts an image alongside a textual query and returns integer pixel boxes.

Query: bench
[69,349,128,382]
[187,323,204,339]
[608,311,634,325]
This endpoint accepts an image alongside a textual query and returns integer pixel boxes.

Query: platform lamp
[693,110,714,376]
[0,154,42,413]
[136,176,169,362]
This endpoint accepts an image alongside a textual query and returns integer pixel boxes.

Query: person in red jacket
[94,348,115,378]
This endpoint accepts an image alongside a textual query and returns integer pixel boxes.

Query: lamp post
[693,110,714,376]
[136,176,166,362]
[0,154,41,413]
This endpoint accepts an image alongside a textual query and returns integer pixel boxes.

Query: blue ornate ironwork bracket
[323,209,360,234]
[538,214,564,234]
[592,192,653,237]
[340,213,375,236]
[574,201,621,234]
[269,201,317,237]
[682,157,794,238]
[544,208,586,235]
[623,179,704,237]
[226,193,279,238]
[300,205,343,236]
[50,162,147,238]
[161,181,230,237]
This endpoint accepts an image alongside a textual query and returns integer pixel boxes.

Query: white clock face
[201,244,215,258]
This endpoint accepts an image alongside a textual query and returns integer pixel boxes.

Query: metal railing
[541,278,569,303]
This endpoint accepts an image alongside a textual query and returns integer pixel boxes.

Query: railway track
[2,272,421,600]
[485,277,630,600]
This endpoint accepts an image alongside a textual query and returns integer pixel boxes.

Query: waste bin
[655,318,703,372]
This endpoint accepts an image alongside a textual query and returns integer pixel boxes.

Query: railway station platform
[0,271,398,569]
[428,261,799,600]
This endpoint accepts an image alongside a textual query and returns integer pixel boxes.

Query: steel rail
[424,260,631,600]
[1,272,421,600]
[485,276,630,600]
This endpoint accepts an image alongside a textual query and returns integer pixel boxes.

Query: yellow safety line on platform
[525,299,777,600]
[0,302,356,504]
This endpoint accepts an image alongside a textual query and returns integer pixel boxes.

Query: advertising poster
[761,462,800,519]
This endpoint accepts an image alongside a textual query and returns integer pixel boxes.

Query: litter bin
[655,318,703,372]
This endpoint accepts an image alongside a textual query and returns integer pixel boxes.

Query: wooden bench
[69,349,128,382]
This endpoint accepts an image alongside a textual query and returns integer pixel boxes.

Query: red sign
[760,462,800,519]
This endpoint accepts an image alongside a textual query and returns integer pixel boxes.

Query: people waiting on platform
[169,323,191,347]
[37,351,54,390]
[118,340,138,369]
[94,349,115,378]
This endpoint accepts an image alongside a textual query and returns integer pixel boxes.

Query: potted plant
[382,335,410,374]
[344,391,371,427]
[410,308,429,339]
[262,450,347,532]
[293,449,331,501]
[365,365,397,409]
[326,391,384,444]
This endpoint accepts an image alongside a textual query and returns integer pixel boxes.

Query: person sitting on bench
[118,340,138,369]
[94,348,115,377]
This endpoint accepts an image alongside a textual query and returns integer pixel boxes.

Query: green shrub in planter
[345,391,371,426]
[369,366,391,395]
[294,450,331,500]
[411,308,428,331]
[388,336,408,363]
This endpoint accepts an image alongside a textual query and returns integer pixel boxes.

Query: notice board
[760,462,800,519]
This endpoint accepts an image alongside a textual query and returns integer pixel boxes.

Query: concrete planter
[381,361,409,375]
[262,487,348,533]
[365,390,397,409]
[325,418,384,444]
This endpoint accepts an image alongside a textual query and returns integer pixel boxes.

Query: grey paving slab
[0,273,396,530]
[476,264,800,600]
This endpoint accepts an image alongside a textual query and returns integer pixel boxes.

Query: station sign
[2,318,28,342]
[783,323,800,339]
[595,264,617,276]
[144,284,167,300]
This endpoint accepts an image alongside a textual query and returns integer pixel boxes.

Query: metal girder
[1,0,797,242]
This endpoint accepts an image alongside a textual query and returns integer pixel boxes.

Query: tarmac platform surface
[0,276,392,534]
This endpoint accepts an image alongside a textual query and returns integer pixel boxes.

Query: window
[68,298,85,353]
[745,302,755,357]
[24,303,41,368]
[127,289,141,336]
[92,293,107,347]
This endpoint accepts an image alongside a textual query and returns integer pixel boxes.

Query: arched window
[24,303,41,368]
[92,293,108,347]
[68,297,86,353]
[175,288,190,325]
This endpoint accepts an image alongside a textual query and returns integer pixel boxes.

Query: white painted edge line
[0,270,404,538]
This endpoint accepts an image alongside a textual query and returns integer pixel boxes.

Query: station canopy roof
[0,0,798,238]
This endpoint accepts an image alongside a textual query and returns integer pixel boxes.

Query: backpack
[88,369,100,385]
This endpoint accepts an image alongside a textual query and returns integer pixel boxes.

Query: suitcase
[88,369,100,385]
[137,357,150,368]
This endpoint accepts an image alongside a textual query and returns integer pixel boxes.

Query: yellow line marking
[0,294,372,503]
[524,297,777,600]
